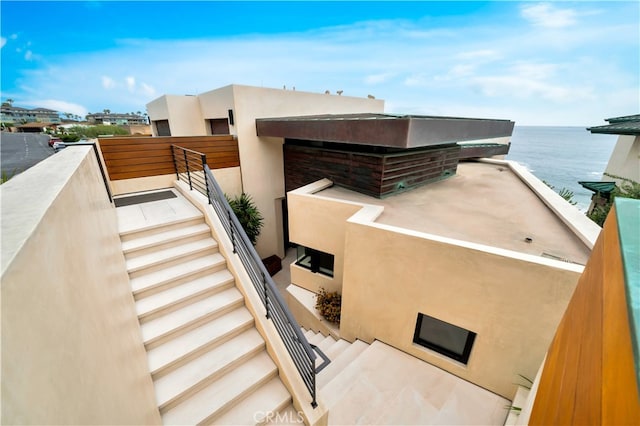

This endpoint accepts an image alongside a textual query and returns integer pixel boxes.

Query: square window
[413,313,476,364]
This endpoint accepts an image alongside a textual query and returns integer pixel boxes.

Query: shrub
[61,134,80,142]
[315,287,341,324]
[226,192,264,245]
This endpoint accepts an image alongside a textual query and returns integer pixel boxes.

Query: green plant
[226,192,264,245]
[61,134,80,142]
[543,180,577,205]
[68,124,129,138]
[315,287,341,324]
[1,169,18,184]
[587,174,640,226]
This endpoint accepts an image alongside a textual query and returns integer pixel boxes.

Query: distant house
[0,103,61,125]
[86,112,147,126]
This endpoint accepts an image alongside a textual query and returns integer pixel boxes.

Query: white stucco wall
[604,135,640,183]
[0,147,160,424]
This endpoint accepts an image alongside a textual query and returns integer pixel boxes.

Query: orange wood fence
[530,204,640,424]
[98,135,239,181]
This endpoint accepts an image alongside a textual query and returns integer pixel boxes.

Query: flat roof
[317,161,591,265]
[257,113,514,149]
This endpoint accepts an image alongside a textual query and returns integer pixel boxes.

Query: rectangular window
[207,118,230,135]
[154,119,171,136]
[295,245,334,277]
[413,313,476,364]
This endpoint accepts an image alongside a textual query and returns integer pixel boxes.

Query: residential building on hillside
[0,103,61,124]
[86,112,147,126]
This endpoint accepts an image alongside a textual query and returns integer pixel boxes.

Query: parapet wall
[0,147,160,424]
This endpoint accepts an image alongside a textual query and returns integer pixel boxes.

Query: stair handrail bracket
[171,145,324,410]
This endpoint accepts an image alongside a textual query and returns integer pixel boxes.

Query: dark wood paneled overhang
[257,113,515,149]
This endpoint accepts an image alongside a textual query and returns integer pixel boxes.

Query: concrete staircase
[301,328,369,390]
[120,208,292,425]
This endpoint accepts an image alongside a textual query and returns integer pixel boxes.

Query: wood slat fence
[98,135,239,181]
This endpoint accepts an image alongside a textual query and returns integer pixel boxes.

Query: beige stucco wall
[109,167,243,197]
[147,95,206,136]
[287,180,583,399]
[340,217,581,399]
[148,84,384,258]
[230,85,384,258]
[198,85,237,136]
[0,147,160,424]
[604,135,640,183]
[287,179,363,294]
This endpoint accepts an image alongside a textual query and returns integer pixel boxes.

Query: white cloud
[521,3,577,28]
[102,76,116,89]
[126,76,136,92]
[1,37,6,49]
[24,50,33,60]
[5,4,638,126]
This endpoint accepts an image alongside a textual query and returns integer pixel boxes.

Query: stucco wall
[604,135,639,183]
[287,179,363,294]
[0,147,160,424]
[287,179,584,399]
[340,215,582,399]
[229,85,384,258]
[147,95,206,136]
[109,167,243,197]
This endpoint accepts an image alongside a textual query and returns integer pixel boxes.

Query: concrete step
[131,253,227,298]
[308,331,327,346]
[161,351,278,425]
[136,269,235,323]
[317,339,369,389]
[210,377,291,425]
[122,222,212,259]
[323,338,350,361]
[265,404,304,425]
[120,215,204,242]
[317,335,338,354]
[141,287,244,349]
[146,307,255,379]
[127,238,219,278]
[155,328,265,412]
[303,328,316,341]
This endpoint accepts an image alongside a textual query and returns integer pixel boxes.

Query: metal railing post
[201,153,210,204]
[171,145,179,179]
[229,211,236,253]
[263,272,270,319]
[183,149,192,190]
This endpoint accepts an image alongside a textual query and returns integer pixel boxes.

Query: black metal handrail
[171,145,329,408]
[66,142,112,202]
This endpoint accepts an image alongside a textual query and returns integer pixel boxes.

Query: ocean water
[506,126,618,212]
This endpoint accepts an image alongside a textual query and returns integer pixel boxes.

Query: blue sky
[1,1,638,125]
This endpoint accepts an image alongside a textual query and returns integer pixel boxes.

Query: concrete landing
[323,340,510,425]
[116,188,202,234]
